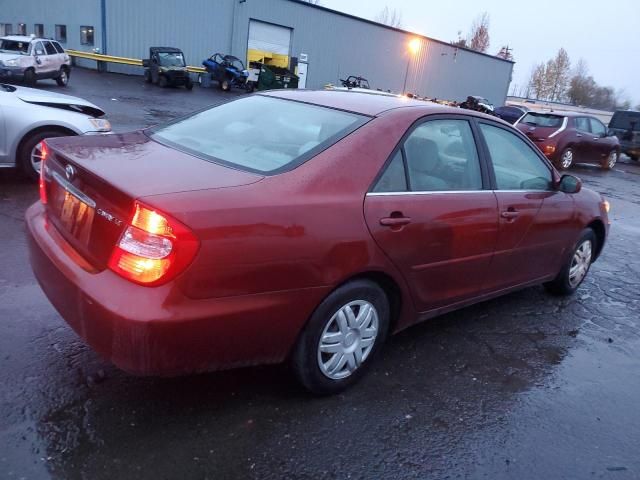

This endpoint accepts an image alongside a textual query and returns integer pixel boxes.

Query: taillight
[108,202,199,286]
[39,141,48,205]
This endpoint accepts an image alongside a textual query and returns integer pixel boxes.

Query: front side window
[575,117,590,132]
[402,119,482,192]
[150,96,368,174]
[589,118,606,137]
[80,26,94,45]
[55,25,67,43]
[17,23,26,35]
[373,151,407,193]
[33,41,45,56]
[34,24,44,37]
[480,123,552,191]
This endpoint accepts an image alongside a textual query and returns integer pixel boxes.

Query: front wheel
[559,148,574,170]
[158,75,168,88]
[602,150,618,170]
[220,78,231,92]
[18,130,74,181]
[185,79,193,91]
[544,228,596,296]
[291,279,390,395]
[55,67,69,86]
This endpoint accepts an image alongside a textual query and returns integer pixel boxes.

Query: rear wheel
[291,279,390,395]
[220,78,231,92]
[185,78,193,90]
[544,228,596,295]
[55,67,69,86]
[24,68,36,86]
[18,130,74,181]
[602,150,618,170]
[559,148,574,170]
[144,69,152,83]
[158,75,168,88]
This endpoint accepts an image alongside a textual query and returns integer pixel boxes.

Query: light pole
[402,38,421,95]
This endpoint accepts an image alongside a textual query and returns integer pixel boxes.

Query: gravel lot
[1,68,639,480]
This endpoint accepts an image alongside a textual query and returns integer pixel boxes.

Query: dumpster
[250,62,299,91]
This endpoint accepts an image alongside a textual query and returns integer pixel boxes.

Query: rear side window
[520,113,564,128]
[575,117,590,132]
[150,96,368,174]
[373,119,482,192]
[52,41,65,54]
[44,41,57,55]
[480,123,552,191]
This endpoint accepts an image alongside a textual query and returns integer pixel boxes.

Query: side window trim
[368,114,490,194]
[473,118,556,192]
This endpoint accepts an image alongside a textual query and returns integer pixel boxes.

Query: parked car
[27,91,609,394]
[608,110,640,160]
[0,82,111,180]
[460,95,495,114]
[200,53,251,92]
[0,35,71,86]
[143,47,193,90]
[515,111,620,170]
[494,105,528,124]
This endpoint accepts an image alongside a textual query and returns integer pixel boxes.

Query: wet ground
[1,68,639,479]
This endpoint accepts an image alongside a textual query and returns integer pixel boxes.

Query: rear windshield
[150,96,369,174]
[519,112,564,128]
[0,39,30,54]
[609,111,640,131]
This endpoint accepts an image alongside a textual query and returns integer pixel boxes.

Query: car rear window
[610,111,640,131]
[519,112,564,128]
[149,96,369,174]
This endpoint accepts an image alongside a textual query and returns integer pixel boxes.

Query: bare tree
[469,12,490,53]
[451,30,467,48]
[547,48,571,101]
[375,6,403,28]
[496,45,514,61]
[528,63,549,100]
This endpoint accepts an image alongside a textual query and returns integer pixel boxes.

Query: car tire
[544,228,596,296]
[602,150,618,170]
[24,68,36,86]
[559,148,574,170]
[220,79,231,92]
[158,75,168,88]
[55,67,69,87]
[291,279,390,395]
[630,154,638,161]
[18,130,74,182]
[185,79,194,91]
[144,70,152,83]
[245,82,255,93]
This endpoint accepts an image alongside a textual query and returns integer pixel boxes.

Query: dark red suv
[515,111,620,170]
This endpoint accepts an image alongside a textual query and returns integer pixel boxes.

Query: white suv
[0,35,71,86]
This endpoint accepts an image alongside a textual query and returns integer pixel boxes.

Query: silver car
[0,82,111,180]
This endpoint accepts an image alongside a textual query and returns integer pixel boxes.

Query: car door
[588,117,613,162]
[574,116,596,162]
[364,117,499,312]
[477,121,575,291]
[31,41,48,76]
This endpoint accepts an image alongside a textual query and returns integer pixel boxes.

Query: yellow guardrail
[66,49,206,73]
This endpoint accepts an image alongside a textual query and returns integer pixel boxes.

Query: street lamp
[403,38,421,95]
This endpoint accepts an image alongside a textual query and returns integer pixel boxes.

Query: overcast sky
[319,0,640,105]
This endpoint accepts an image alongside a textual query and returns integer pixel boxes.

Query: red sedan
[27,91,610,394]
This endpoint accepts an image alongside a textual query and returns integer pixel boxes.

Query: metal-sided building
[0,0,514,104]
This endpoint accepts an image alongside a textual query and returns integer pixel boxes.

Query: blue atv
[199,53,253,93]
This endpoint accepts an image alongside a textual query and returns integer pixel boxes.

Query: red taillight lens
[39,141,49,205]
[108,202,199,286]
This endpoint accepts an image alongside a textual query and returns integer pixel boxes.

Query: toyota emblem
[65,164,76,181]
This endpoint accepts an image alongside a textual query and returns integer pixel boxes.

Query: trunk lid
[42,132,263,269]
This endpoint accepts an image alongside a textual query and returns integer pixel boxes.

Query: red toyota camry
[27,90,610,394]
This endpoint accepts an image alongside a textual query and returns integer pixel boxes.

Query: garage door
[247,20,291,68]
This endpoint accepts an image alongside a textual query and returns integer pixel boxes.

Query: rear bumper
[26,202,328,375]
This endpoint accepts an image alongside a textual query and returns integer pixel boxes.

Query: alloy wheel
[561,149,574,169]
[568,239,592,288]
[607,151,617,169]
[30,142,46,174]
[317,300,379,380]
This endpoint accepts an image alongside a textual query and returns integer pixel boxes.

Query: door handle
[576,134,583,138]
[380,216,411,227]
[500,210,519,219]
[593,137,599,141]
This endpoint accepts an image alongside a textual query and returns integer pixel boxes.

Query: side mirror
[607,129,616,137]
[142,59,150,68]
[558,174,582,194]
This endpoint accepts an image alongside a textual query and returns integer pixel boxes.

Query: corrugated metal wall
[1,0,513,105]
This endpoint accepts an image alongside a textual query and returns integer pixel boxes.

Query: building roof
[286,0,514,65]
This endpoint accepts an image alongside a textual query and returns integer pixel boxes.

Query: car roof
[261,89,449,116]
[524,110,590,118]
[1,35,40,42]
[150,47,183,53]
